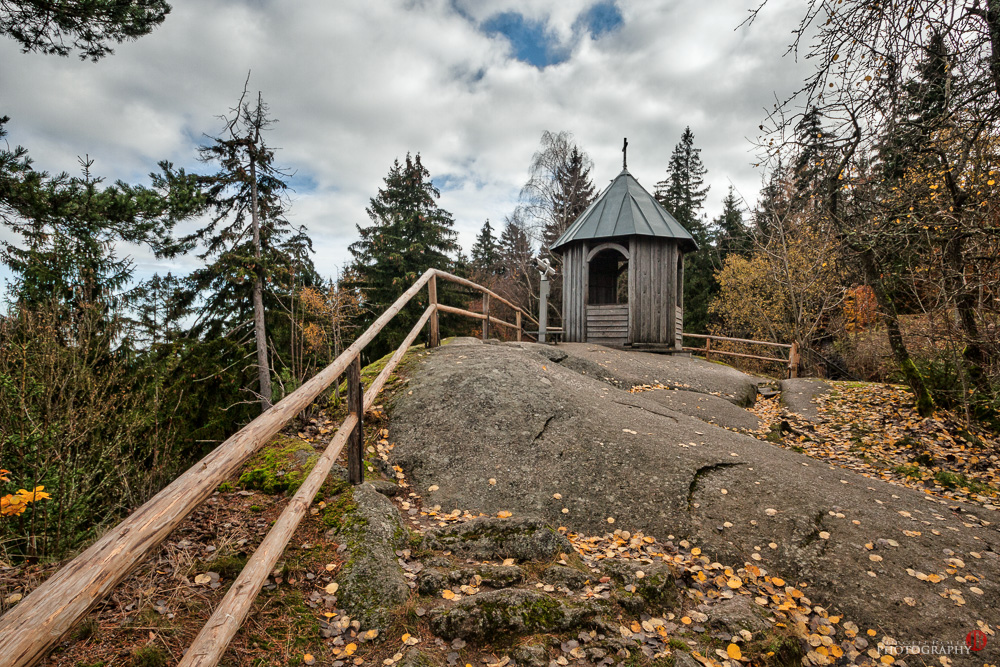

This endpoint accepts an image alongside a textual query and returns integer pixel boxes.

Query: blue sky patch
[578,1,624,38]
[477,3,623,68]
[481,12,568,67]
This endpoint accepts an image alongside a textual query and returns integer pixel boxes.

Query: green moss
[759,633,805,666]
[894,464,922,479]
[634,572,678,610]
[478,595,564,635]
[334,345,423,403]
[130,646,167,667]
[321,492,363,530]
[238,436,318,495]
[217,481,234,493]
[249,504,264,513]
[204,553,248,579]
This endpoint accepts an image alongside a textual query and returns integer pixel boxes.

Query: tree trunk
[249,149,271,411]
[943,234,990,399]
[860,248,934,416]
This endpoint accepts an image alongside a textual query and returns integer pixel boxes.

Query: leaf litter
[747,382,999,512]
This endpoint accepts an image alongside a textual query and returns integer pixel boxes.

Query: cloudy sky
[1,0,813,284]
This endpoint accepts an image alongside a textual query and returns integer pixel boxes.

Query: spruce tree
[542,146,597,253]
[792,107,829,200]
[655,126,710,236]
[714,187,749,262]
[165,87,310,411]
[471,219,502,276]
[1,0,171,60]
[498,213,538,316]
[655,127,714,333]
[349,153,458,357]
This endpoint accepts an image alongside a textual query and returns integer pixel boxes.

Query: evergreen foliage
[0,0,171,60]
[542,145,597,253]
[164,88,315,410]
[349,153,458,358]
[656,127,714,333]
[713,187,749,261]
[470,219,502,275]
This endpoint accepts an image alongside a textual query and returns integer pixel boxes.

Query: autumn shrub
[0,302,252,560]
[0,303,150,558]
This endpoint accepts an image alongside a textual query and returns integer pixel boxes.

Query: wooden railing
[682,333,800,378]
[0,269,535,667]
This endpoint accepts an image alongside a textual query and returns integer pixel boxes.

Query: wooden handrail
[436,303,521,329]
[682,332,800,378]
[681,332,792,349]
[0,268,531,667]
[180,306,435,667]
[432,269,539,326]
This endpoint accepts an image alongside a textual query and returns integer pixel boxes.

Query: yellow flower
[0,494,28,517]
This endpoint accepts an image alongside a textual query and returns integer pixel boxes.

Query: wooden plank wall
[587,304,628,346]
[628,238,678,346]
[561,244,587,342]
[565,239,685,347]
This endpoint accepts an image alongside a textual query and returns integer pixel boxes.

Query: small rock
[422,517,572,561]
[430,589,596,641]
[707,596,771,635]
[542,565,589,590]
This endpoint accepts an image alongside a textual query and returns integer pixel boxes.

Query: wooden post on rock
[347,355,364,484]
[428,275,439,348]
[516,311,522,342]
[482,294,490,340]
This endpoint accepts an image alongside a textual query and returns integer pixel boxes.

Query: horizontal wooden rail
[681,332,792,349]
[0,267,537,667]
[432,269,539,327]
[436,303,520,330]
[682,347,787,364]
[682,332,800,378]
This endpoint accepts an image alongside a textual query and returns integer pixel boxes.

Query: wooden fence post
[428,275,439,348]
[704,337,712,361]
[347,355,364,484]
[482,294,490,340]
[789,341,800,378]
[516,311,522,342]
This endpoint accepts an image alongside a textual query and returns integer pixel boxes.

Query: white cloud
[1,0,812,288]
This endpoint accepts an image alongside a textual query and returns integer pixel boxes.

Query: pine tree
[349,153,458,357]
[165,86,310,411]
[655,126,710,237]
[1,0,170,60]
[471,219,502,276]
[714,187,749,262]
[542,146,597,253]
[133,272,184,346]
[497,213,538,316]
[655,127,714,333]
[1,144,199,320]
[792,107,829,201]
